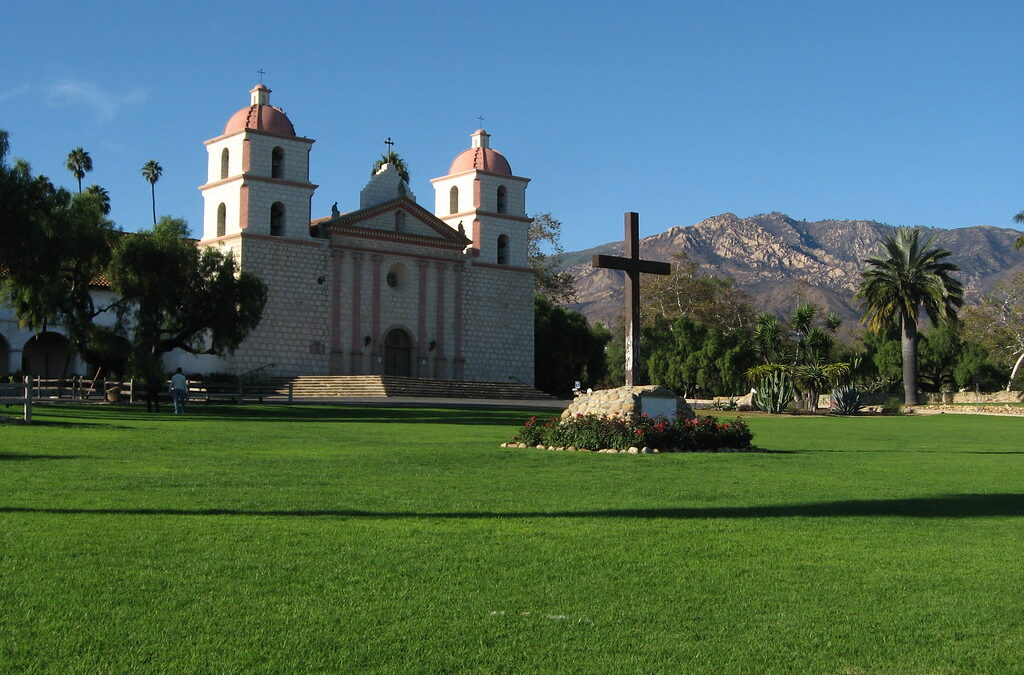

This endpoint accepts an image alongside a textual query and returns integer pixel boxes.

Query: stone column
[433,262,447,379]
[329,248,344,374]
[416,260,429,377]
[349,252,364,374]
[452,263,465,381]
[370,255,384,374]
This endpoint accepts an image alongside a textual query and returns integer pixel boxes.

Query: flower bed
[504,413,755,453]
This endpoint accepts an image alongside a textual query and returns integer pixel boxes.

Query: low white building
[0,84,535,384]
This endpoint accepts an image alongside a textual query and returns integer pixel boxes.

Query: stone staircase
[260,375,556,401]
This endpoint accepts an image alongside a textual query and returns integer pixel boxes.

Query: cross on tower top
[477,115,485,127]
[592,212,671,386]
[384,136,395,153]
[257,68,266,84]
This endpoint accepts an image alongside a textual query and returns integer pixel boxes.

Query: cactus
[829,385,862,415]
[754,371,794,414]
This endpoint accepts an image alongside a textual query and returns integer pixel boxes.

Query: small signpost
[592,212,671,386]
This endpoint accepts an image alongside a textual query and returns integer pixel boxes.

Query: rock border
[499,442,758,454]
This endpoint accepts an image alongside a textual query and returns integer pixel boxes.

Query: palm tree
[85,185,111,214]
[370,151,409,183]
[65,147,92,193]
[141,160,162,224]
[856,228,964,405]
[1014,210,1024,250]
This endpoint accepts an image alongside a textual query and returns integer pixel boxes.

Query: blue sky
[3,0,1021,251]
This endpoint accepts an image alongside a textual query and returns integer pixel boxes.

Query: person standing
[170,367,188,415]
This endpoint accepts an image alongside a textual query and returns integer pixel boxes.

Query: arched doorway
[383,328,412,376]
[22,332,71,378]
[0,334,9,376]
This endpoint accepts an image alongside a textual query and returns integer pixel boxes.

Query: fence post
[23,375,32,424]
[128,378,135,404]
[288,381,294,404]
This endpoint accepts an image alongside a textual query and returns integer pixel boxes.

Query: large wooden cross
[592,212,671,386]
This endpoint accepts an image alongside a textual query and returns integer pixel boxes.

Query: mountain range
[562,212,1024,331]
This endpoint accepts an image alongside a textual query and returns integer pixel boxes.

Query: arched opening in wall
[394,210,406,232]
[220,148,230,179]
[271,147,284,178]
[0,333,9,376]
[217,203,226,237]
[497,234,509,265]
[496,185,507,214]
[449,186,459,214]
[22,332,71,378]
[270,202,285,236]
[383,328,412,376]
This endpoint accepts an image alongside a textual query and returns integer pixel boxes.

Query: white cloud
[41,80,146,123]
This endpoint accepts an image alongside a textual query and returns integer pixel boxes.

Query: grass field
[2,404,1024,673]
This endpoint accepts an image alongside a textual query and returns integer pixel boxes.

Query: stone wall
[462,264,534,385]
[229,233,331,376]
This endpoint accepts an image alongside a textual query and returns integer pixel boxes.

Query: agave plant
[754,370,793,414]
[829,385,862,415]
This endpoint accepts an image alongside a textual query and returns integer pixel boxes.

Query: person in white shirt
[170,367,188,415]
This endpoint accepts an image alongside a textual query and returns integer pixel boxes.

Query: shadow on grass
[31,404,545,427]
[0,453,83,461]
[5,494,1024,519]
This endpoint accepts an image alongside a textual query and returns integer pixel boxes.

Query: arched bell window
[220,148,230,179]
[216,203,226,237]
[496,185,507,214]
[270,202,285,236]
[497,234,509,265]
[271,147,284,179]
[449,186,459,214]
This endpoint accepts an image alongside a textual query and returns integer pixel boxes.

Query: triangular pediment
[318,198,470,249]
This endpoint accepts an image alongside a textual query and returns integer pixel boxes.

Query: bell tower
[198,83,317,242]
[430,129,530,266]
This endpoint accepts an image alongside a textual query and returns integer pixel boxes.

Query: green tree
[370,151,409,183]
[917,323,962,392]
[644,316,755,397]
[65,147,92,193]
[954,342,1005,393]
[528,213,576,304]
[1014,210,1024,250]
[855,228,963,405]
[110,217,267,365]
[534,294,608,396]
[85,184,111,215]
[0,169,126,375]
[141,160,162,225]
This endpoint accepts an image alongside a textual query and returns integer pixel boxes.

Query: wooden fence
[7,376,284,404]
[0,376,32,423]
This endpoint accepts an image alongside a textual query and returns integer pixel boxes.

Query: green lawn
[2,405,1024,673]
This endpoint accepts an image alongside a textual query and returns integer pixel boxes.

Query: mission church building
[0,83,536,385]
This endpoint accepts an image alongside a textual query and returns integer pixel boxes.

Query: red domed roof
[448,129,512,175]
[449,147,512,176]
[223,84,296,137]
[224,104,296,136]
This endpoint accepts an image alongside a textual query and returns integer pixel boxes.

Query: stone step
[252,375,554,400]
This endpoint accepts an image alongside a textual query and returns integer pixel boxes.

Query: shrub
[509,413,754,452]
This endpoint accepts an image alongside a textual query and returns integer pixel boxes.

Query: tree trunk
[1007,351,1024,392]
[151,183,156,225]
[901,313,918,406]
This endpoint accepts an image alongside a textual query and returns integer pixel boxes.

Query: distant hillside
[563,212,1024,330]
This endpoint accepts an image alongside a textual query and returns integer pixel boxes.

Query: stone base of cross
[592,212,670,386]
